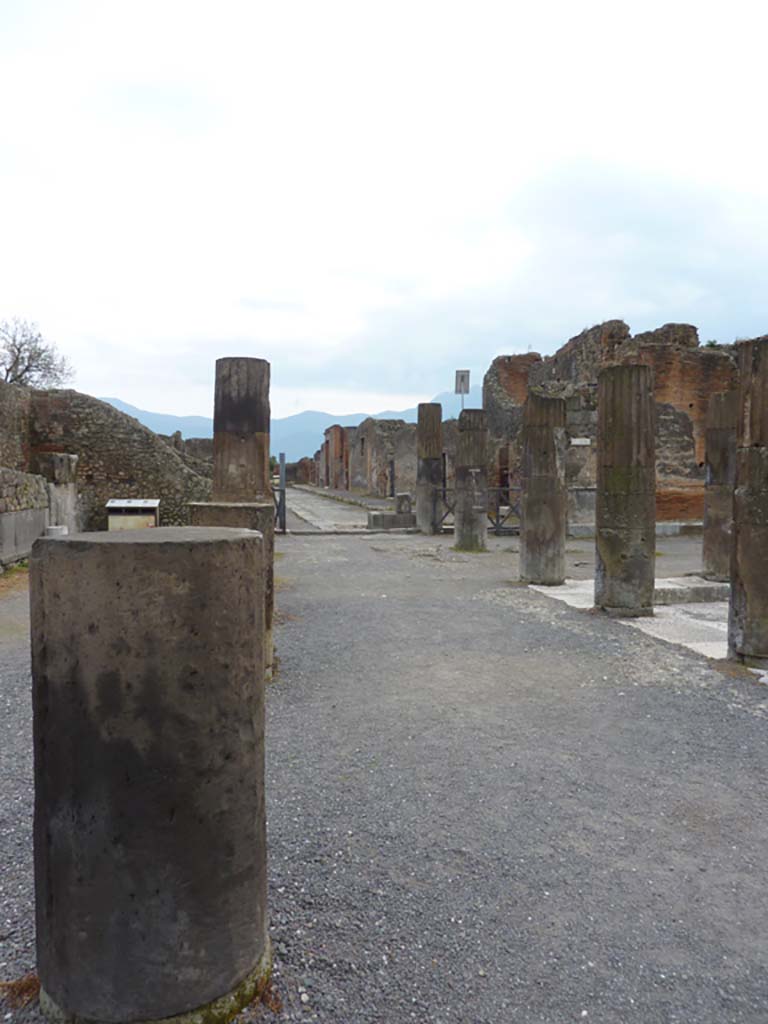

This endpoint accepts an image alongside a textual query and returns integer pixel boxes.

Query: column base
[39,943,272,1024]
[729,651,768,669]
[599,605,654,618]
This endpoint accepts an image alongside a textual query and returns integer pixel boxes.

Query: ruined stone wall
[160,432,214,478]
[0,381,32,471]
[30,390,211,529]
[0,467,49,565]
[613,326,737,519]
[0,467,48,515]
[286,457,315,484]
[483,321,739,521]
[483,354,542,439]
[348,419,417,496]
[324,424,347,489]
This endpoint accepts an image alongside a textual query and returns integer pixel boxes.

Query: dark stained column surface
[31,528,270,1024]
[520,393,567,585]
[594,364,656,616]
[189,502,274,677]
[729,337,768,666]
[212,357,271,502]
[454,409,489,552]
[415,403,443,535]
[703,390,739,581]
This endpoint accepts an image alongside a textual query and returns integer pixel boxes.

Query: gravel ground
[2,536,768,1023]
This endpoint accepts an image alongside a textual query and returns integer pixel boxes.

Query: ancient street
[3,531,767,1023]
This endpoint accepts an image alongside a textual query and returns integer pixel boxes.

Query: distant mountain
[101,386,484,463]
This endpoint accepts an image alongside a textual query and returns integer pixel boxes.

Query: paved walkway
[2,535,767,1022]
[287,487,370,532]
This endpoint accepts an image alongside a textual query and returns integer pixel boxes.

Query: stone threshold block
[367,510,417,530]
[31,528,270,1024]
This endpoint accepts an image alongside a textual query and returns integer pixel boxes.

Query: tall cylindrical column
[729,337,768,666]
[703,390,739,581]
[520,393,567,585]
[416,403,443,534]
[454,409,489,552]
[31,528,270,1024]
[212,357,271,502]
[595,364,656,616]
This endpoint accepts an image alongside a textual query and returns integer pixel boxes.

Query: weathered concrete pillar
[520,393,567,585]
[454,409,488,551]
[189,502,274,676]
[212,357,271,503]
[594,364,656,616]
[415,403,443,534]
[729,337,768,667]
[703,390,739,581]
[31,528,270,1024]
[206,357,274,676]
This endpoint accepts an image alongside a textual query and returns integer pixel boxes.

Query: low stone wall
[0,467,49,564]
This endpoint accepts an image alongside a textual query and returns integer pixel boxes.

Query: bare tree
[0,318,73,387]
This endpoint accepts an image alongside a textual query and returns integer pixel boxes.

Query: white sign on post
[455,370,470,395]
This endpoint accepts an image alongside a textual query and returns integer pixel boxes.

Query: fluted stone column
[31,528,270,1024]
[520,393,567,585]
[595,364,656,616]
[416,403,443,534]
[454,409,488,552]
[703,390,739,581]
[729,337,768,667]
[200,357,275,677]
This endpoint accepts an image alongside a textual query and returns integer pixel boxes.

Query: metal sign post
[455,369,470,411]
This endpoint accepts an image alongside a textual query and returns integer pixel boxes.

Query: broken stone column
[520,393,567,585]
[454,409,489,552]
[594,364,656,616]
[416,403,443,534]
[34,452,79,533]
[702,390,739,581]
[201,357,275,677]
[212,357,271,503]
[31,528,270,1024]
[729,337,768,667]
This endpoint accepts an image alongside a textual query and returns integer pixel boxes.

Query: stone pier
[520,393,566,585]
[195,357,275,676]
[595,364,656,616]
[454,409,489,552]
[703,390,739,581]
[729,337,768,667]
[415,403,443,534]
[31,528,270,1024]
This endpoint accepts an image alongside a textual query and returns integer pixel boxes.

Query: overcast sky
[2,1,767,419]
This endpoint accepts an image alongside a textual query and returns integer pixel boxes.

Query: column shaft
[416,403,443,534]
[703,391,738,581]
[454,409,489,552]
[595,364,656,616]
[31,528,270,1024]
[212,358,271,502]
[729,337,768,665]
[520,393,567,585]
